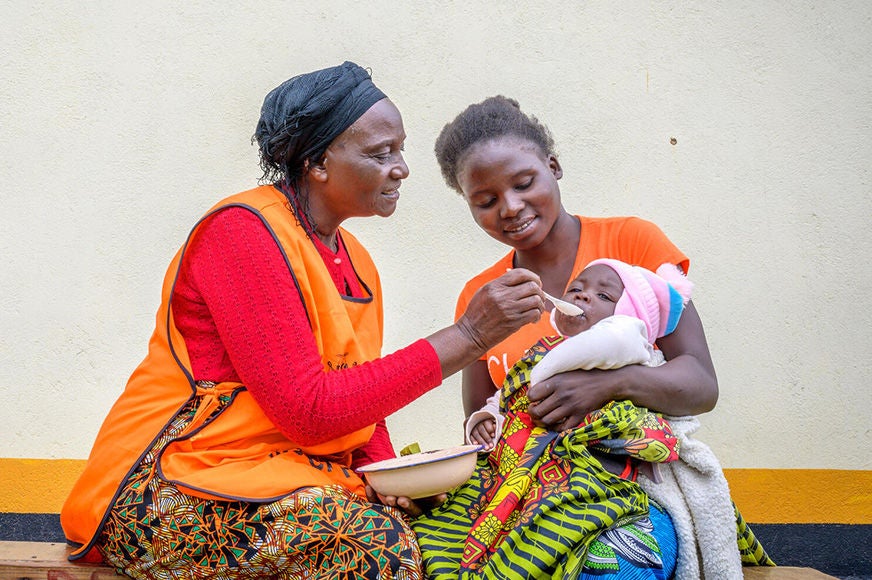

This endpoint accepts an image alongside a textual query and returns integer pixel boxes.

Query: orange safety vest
[61,185,382,559]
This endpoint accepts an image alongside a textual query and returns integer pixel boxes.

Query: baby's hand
[469,417,497,451]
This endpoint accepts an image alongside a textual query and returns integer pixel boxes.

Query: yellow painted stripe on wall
[1,459,86,513]
[723,468,872,525]
[1,459,870,524]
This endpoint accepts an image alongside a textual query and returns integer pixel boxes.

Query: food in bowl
[357,444,481,499]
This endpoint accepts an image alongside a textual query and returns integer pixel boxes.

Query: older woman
[60,63,544,579]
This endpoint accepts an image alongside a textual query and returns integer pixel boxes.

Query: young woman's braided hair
[434,95,556,193]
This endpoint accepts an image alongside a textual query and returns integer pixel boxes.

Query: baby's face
[553,264,624,335]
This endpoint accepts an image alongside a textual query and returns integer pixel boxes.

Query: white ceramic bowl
[357,444,481,499]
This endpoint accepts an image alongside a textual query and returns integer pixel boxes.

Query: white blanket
[637,415,744,580]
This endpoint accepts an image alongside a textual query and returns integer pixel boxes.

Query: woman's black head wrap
[254,61,387,184]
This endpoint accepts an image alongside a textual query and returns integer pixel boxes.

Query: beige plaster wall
[2,1,870,470]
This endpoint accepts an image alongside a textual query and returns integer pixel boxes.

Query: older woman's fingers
[398,497,426,518]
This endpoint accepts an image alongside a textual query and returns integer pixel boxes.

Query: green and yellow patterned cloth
[413,337,681,579]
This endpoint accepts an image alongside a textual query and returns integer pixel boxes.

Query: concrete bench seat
[0,540,839,579]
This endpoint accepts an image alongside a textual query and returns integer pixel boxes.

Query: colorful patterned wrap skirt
[97,385,422,579]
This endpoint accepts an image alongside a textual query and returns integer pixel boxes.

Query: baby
[466,258,693,450]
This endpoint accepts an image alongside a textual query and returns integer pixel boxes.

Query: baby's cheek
[553,311,568,332]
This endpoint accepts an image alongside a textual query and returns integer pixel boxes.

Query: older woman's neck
[313,227,338,251]
[288,179,341,250]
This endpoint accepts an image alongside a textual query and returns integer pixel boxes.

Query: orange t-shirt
[455,216,689,388]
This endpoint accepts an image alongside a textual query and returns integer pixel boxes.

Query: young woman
[417,95,720,579]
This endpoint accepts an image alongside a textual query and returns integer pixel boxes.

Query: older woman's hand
[365,484,447,517]
[427,267,545,380]
[457,267,545,351]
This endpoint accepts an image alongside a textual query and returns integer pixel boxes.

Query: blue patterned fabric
[576,502,678,579]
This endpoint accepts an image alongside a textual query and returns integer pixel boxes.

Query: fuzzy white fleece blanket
[637,415,744,580]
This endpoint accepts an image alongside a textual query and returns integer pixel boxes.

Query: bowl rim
[356,444,482,473]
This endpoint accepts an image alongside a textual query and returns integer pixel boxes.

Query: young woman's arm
[526,301,718,429]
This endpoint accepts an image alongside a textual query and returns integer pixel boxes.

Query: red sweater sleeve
[351,419,396,469]
[172,207,442,447]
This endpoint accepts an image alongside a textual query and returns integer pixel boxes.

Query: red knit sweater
[171,206,442,467]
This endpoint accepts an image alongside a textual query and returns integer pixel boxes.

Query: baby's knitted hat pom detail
[655,263,693,304]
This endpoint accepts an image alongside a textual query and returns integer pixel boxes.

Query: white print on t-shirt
[487,353,510,378]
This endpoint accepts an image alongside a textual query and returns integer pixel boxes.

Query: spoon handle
[542,291,584,316]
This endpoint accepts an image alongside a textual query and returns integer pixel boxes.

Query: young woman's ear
[548,154,563,180]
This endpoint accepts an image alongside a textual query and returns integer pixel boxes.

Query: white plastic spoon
[542,291,584,316]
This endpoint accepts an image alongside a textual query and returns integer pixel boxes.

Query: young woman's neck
[513,211,580,293]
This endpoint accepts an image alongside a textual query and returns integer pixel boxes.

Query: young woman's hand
[526,367,619,430]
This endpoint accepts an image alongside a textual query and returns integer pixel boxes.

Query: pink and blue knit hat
[585,259,694,344]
